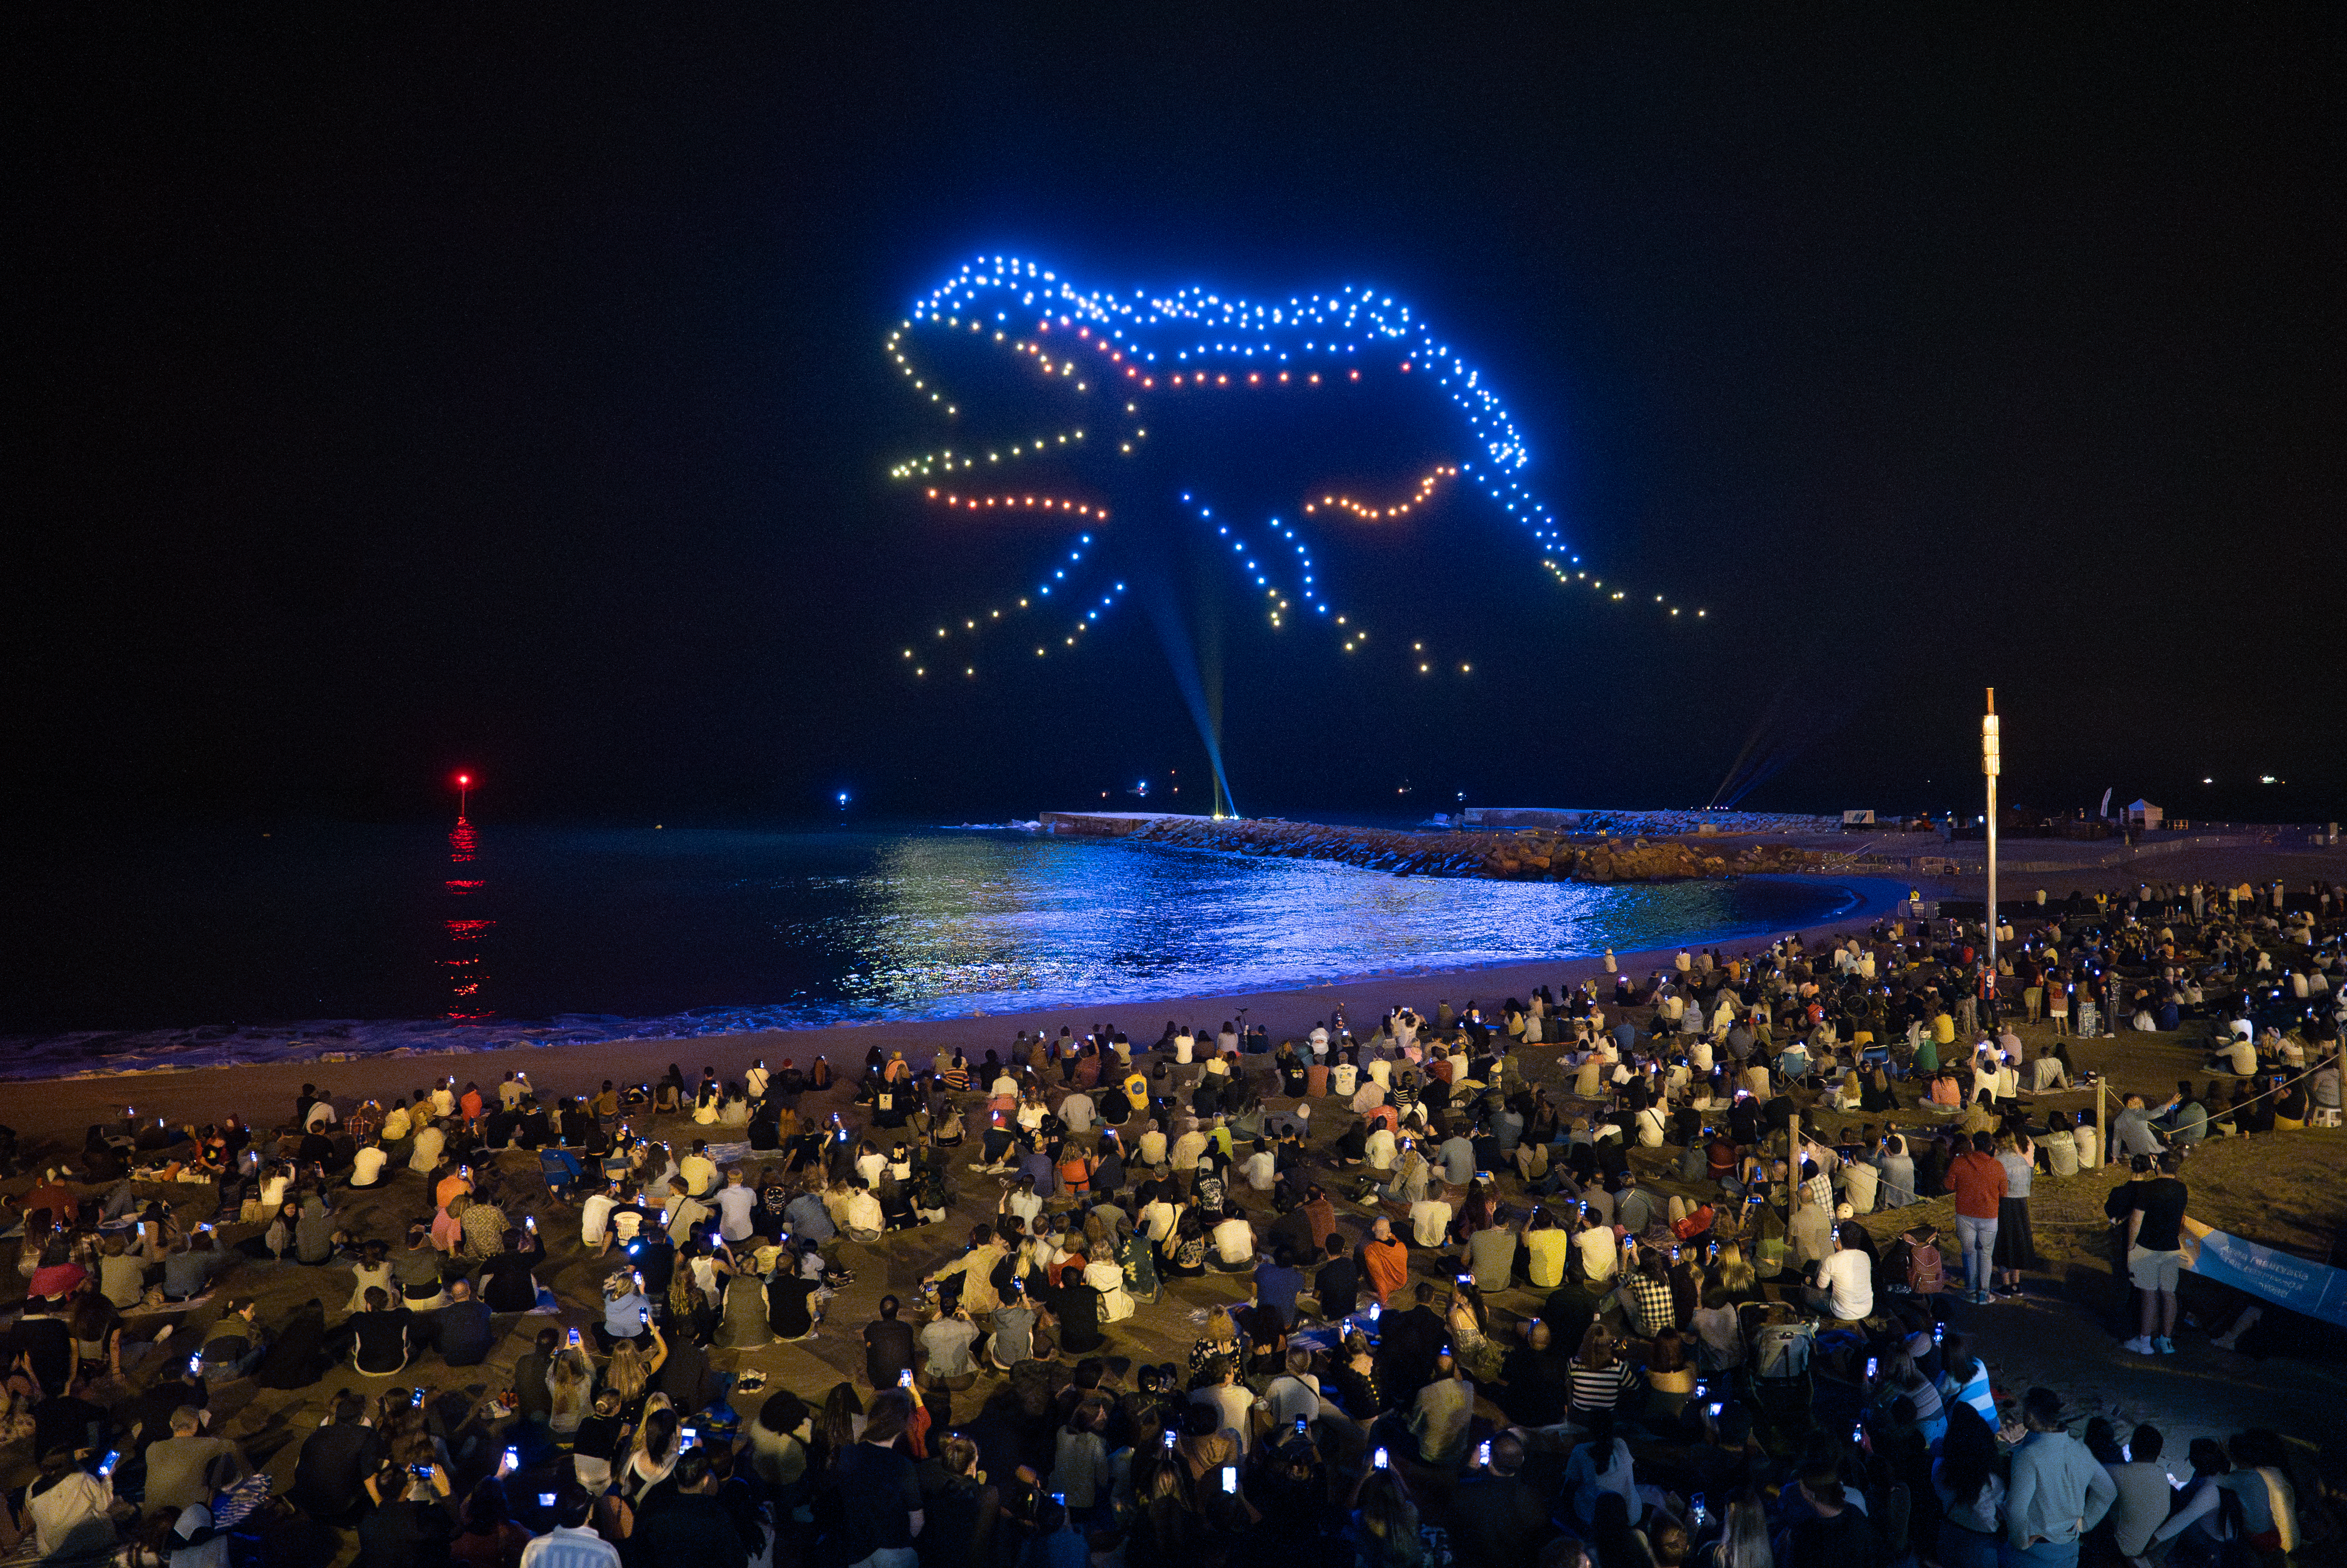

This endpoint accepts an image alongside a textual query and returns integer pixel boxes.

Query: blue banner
[2181,1216,2347,1329]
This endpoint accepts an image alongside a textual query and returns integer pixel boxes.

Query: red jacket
[1946,1151,2008,1219]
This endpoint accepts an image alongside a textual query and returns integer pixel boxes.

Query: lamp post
[1982,690,1999,981]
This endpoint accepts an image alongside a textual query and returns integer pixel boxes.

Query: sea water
[1,820,1864,1078]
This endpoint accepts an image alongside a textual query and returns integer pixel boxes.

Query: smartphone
[1051,1491,1066,1506]
[525,1215,536,1233]
[504,1446,519,1471]
[1163,1429,1178,1450]
[568,1327,582,1347]
[639,1307,650,1326]
[1456,1273,1472,1286]
[1852,1420,1865,1443]
[1708,1402,1724,1418]
[1692,1494,1709,1525]
[414,1463,436,1478]
[681,1425,699,1446]
[1373,1447,1390,1470]
[899,1369,914,1388]
[1865,1356,1878,1382]
[97,1450,121,1478]
[412,1388,425,1407]
[1477,1440,1492,1467]
[538,1492,557,1508]
[187,1352,203,1375]
[1933,1321,1945,1345]
[1220,1465,1237,1495]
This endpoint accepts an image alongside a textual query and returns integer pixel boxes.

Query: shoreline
[0,874,1911,1141]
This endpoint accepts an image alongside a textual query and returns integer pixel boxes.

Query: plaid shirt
[1625,1272,1677,1338]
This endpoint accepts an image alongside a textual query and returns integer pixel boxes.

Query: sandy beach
[7,874,1913,1147]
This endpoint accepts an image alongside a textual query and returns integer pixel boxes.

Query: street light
[1982,690,1999,982]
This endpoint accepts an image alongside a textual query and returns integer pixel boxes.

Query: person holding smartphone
[861,1295,917,1391]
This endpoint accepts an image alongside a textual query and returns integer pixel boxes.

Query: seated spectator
[478,1227,550,1314]
[25,1449,121,1563]
[335,1289,416,1376]
[197,1300,269,1382]
[431,1279,496,1367]
[292,1391,385,1523]
[143,1406,248,1512]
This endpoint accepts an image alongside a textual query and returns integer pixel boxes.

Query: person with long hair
[1189,1305,1244,1375]
[1564,1409,1637,1532]
[1123,1455,1195,1568]
[1347,1467,1429,1568]
[1446,1281,1505,1383]
[1593,1489,1656,1568]
[448,1475,528,1568]
[1932,1403,2006,1568]
[545,1342,593,1438]
[1701,1492,1775,1568]
[817,1382,865,1466]
[595,1328,666,1419]
[1569,1323,1642,1418]
[1330,1326,1386,1419]
[1992,1132,2038,1298]
[917,1431,998,1567]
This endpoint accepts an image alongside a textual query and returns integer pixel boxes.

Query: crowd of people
[0,877,2339,1568]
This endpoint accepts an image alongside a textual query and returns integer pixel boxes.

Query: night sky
[17,8,2343,829]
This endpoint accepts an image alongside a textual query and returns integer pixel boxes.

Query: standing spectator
[2004,1388,2116,1568]
[1993,1132,2039,1298]
[832,1392,924,1567]
[2121,1153,2189,1356]
[1945,1134,2008,1305]
[629,1450,748,1568]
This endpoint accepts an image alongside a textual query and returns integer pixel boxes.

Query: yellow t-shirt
[1526,1228,1573,1289]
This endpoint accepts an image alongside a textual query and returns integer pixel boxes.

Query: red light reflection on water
[444,821,494,1019]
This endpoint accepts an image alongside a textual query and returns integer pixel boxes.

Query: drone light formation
[884,254,1701,684]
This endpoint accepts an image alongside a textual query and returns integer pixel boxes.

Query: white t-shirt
[1408,1198,1453,1248]
[1575,1228,1619,1283]
[714,1186,758,1241]
[1211,1217,1255,1264]
[581,1193,616,1246]
[1363,1128,1397,1171]
[349,1148,389,1188]
[1815,1248,1873,1320]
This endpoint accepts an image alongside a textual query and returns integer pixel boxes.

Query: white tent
[2125,798,2164,830]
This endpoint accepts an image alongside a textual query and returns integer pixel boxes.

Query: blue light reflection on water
[761,831,1854,1016]
[0,823,1860,1077]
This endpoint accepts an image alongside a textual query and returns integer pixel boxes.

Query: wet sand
[10,875,1912,1148]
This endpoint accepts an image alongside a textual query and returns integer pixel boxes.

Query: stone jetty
[1038,811,1829,883]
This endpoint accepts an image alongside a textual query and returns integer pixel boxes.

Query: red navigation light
[457,774,472,786]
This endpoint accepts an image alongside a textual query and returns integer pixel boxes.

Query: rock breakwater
[1115,816,1828,883]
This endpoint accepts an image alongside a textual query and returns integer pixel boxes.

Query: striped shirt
[1568,1360,1640,1412]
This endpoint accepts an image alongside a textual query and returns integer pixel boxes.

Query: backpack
[1904,1237,1945,1295]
